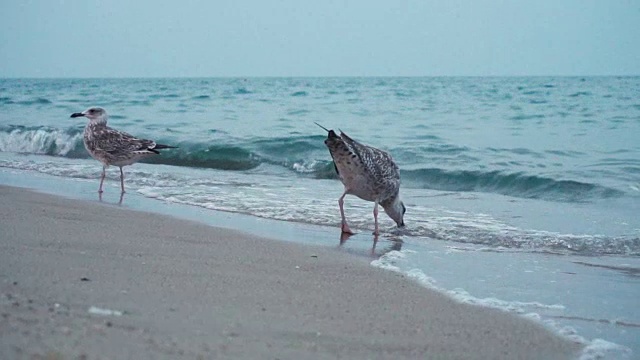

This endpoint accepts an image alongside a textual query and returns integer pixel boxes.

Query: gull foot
[341,224,355,235]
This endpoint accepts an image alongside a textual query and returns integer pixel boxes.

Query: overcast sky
[1,0,638,77]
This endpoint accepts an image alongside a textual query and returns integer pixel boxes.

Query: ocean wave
[0,126,330,172]
[0,125,85,157]
[403,222,640,257]
[141,135,331,172]
[192,95,211,100]
[0,126,626,202]
[142,144,260,170]
[15,97,52,105]
[235,87,252,95]
[569,91,592,97]
[149,93,179,99]
[401,168,624,202]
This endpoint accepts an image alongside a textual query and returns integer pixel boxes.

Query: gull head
[71,107,108,123]
[383,198,406,228]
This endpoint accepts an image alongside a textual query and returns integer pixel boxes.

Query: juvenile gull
[71,107,176,193]
[317,123,405,235]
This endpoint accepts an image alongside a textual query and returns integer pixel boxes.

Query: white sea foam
[374,253,566,313]
[578,338,632,360]
[3,154,638,256]
[0,127,81,156]
[370,250,409,272]
[292,159,322,173]
[371,249,633,360]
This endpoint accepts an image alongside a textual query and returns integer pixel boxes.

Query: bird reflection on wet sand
[339,232,402,257]
[99,191,125,206]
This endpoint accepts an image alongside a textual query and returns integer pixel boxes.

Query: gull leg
[338,191,354,234]
[98,166,106,193]
[373,201,379,235]
[119,166,126,193]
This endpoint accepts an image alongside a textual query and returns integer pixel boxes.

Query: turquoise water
[1,77,639,357]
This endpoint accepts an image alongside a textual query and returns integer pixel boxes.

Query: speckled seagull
[317,123,405,235]
[71,107,176,193]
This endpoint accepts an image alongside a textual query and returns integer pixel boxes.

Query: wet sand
[0,185,581,359]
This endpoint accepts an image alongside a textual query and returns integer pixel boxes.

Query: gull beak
[70,112,85,118]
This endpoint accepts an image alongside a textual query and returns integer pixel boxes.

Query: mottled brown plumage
[71,107,176,193]
[317,123,405,235]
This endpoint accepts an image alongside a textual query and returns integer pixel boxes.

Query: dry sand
[0,185,582,359]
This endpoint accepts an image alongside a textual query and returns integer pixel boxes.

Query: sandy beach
[0,185,581,359]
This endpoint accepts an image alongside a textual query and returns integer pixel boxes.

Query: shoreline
[0,185,582,359]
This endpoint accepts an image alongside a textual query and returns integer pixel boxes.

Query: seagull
[316,123,405,235]
[71,107,176,194]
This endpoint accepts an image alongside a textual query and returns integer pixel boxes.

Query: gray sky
[1,0,639,77]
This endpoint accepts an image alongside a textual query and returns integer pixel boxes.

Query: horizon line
[1,74,639,80]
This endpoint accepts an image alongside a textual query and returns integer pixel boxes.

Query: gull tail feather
[154,144,178,150]
[314,122,331,132]
[314,122,339,138]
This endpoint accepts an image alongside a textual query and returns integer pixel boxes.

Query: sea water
[1,77,639,358]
